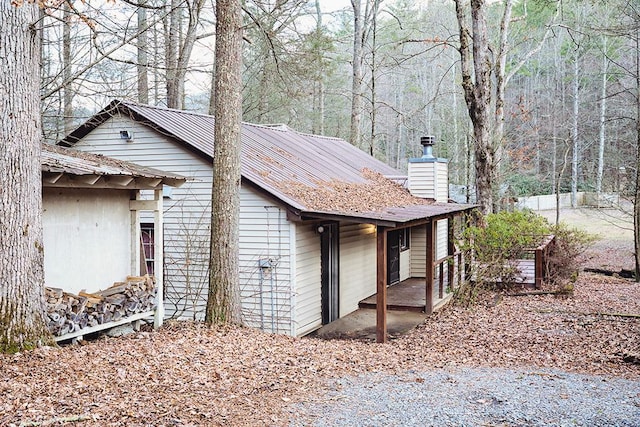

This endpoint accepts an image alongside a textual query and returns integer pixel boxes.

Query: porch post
[153,189,164,328]
[448,216,455,290]
[376,226,387,343]
[130,190,141,276]
[425,220,435,315]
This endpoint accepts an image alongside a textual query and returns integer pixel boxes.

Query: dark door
[387,230,400,285]
[320,223,339,324]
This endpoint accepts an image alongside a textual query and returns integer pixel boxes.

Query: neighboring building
[41,143,186,331]
[59,100,475,341]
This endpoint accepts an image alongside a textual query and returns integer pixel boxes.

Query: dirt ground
[537,205,635,272]
[0,207,638,426]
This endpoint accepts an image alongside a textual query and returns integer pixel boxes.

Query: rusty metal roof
[42,143,186,189]
[59,100,476,226]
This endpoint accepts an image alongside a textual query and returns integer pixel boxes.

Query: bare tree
[0,0,52,352]
[454,0,558,213]
[206,0,243,324]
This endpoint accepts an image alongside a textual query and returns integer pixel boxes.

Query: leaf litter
[1,263,639,426]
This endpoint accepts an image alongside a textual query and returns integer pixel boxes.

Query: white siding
[410,221,449,279]
[408,162,435,199]
[399,247,411,281]
[436,163,449,203]
[339,223,376,317]
[43,188,131,294]
[72,116,294,332]
[410,225,426,277]
[238,188,292,334]
[294,223,322,336]
[437,219,448,260]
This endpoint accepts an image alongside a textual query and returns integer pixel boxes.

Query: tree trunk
[206,0,242,324]
[634,27,640,282]
[597,37,608,195]
[455,0,494,214]
[349,0,364,147]
[0,0,53,352]
[62,2,73,135]
[571,49,579,208]
[165,0,180,108]
[137,0,149,104]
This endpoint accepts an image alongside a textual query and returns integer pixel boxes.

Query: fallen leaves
[1,259,639,426]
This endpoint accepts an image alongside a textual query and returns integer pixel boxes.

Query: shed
[59,100,476,342]
[41,143,186,340]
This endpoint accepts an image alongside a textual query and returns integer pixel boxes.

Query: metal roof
[59,100,476,226]
[42,143,186,189]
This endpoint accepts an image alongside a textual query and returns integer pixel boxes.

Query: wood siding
[294,223,322,336]
[339,223,376,317]
[43,188,132,294]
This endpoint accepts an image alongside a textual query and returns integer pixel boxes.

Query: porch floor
[358,277,451,312]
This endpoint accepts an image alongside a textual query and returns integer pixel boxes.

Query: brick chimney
[408,136,449,202]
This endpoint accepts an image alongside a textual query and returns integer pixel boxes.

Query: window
[399,228,410,251]
[140,223,155,275]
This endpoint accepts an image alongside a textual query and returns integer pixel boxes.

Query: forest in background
[40,0,639,200]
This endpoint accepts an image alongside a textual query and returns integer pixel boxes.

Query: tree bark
[349,0,364,147]
[0,0,53,352]
[571,49,579,208]
[137,0,149,104]
[634,26,640,282]
[62,2,73,135]
[597,37,608,195]
[206,0,242,324]
[455,0,494,214]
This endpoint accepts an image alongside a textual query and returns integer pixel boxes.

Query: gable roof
[42,143,186,190]
[59,100,475,227]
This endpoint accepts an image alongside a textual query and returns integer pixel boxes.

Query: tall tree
[205,0,243,324]
[454,0,558,213]
[1,0,52,352]
[454,0,495,214]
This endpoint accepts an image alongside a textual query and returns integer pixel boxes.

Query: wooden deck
[359,277,451,312]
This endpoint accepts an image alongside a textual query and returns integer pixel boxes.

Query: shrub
[456,210,594,305]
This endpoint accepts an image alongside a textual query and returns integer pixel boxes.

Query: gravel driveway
[292,367,640,427]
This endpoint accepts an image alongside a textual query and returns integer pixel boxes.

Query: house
[41,143,185,339]
[59,100,476,342]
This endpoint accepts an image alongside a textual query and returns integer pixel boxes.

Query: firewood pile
[45,275,156,337]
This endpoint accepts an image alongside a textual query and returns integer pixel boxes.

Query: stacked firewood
[45,275,156,337]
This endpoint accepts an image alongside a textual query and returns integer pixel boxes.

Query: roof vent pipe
[420,135,435,159]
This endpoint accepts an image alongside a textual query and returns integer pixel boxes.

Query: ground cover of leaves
[2,207,639,426]
[1,271,638,427]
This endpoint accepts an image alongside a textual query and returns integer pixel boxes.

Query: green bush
[456,210,594,305]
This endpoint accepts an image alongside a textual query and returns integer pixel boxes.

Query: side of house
[59,102,475,340]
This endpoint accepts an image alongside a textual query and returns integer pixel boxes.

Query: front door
[387,230,400,285]
[320,223,339,324]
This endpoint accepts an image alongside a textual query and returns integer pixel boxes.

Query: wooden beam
[376,226,387,343]
[130,191,141,277]
[425,221,435,315]
[53,311,154,342]
[448,218,455,290]
[535,246,543,289]
[153,189,164,328]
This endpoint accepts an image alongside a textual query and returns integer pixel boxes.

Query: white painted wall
[399,246,411,282]
[410,225,426,277]
[294,223,322,336]
[339,223,376,317]
[238,189,292,334]
[43,187,131,294]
